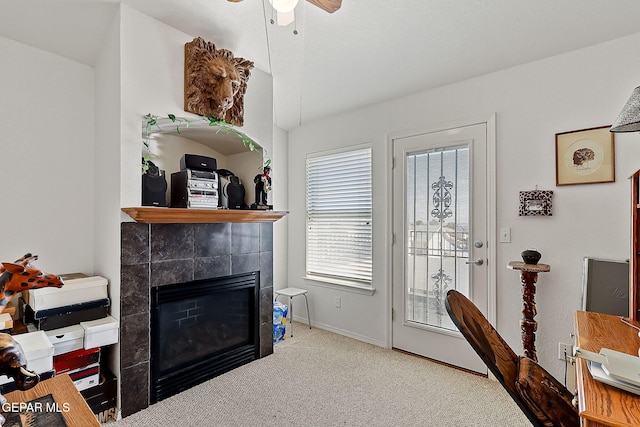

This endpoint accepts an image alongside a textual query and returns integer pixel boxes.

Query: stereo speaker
[180,154,217,172]
[227,177,246,209]
[142,172,167,207]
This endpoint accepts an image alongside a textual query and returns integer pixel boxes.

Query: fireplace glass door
[151,272,259,402]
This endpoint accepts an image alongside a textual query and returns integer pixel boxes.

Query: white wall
[0,35,95,274]
[92,6,122,391]
[119,5,193,211]
[272,126,289,288]
[288,32,640,379]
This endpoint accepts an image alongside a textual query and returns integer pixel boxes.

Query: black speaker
[227,178,246,209]
[180,154,217,172]
[142,172,167,207]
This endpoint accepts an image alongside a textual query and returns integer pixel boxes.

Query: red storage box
[53,347,100,375]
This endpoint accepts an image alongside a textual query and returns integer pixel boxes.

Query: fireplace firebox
[150,272,260,402]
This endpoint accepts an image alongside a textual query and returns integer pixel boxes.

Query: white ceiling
[3,0,640,131]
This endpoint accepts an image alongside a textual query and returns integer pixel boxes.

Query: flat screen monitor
[582,257,629,317]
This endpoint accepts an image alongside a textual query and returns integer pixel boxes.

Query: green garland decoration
[142,113,266,172]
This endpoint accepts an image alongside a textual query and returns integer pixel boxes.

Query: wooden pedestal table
[0,374,100,427]
[507,261,551,362]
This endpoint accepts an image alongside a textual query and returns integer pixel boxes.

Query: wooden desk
[575,311,640,427]
[1,374,99,427]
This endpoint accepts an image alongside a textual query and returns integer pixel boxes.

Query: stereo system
[171,154,219,209]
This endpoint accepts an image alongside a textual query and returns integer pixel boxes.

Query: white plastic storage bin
[27,276,108,311]
[80,316,119,349]
[45,325,85,356]
[13,331,54,374]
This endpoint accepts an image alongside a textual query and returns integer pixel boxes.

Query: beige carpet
[110,324,531,426]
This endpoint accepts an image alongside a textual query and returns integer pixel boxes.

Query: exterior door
[391,118,494,374]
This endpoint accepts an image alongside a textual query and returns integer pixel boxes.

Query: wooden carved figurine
[184,37,254,126]
[0,333,40,425]
[0,253,64,313]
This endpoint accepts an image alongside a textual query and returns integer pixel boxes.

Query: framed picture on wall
[519,190,553,216]
[555,125,615,186]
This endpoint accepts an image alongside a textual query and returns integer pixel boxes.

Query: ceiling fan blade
[306,0,342,13]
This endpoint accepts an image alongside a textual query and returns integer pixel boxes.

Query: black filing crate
[80,367,117,414]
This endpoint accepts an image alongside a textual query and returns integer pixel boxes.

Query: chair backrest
[444,290,521,399]
[445,290,579,427]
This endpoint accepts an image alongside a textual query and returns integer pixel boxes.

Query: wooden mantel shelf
[122,207,288,224]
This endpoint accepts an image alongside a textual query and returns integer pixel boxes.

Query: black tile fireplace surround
[120,221,274,417]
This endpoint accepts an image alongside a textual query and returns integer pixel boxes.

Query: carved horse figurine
[0,253,64,313]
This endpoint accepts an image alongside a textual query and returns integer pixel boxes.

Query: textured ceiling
[3,0,640,131]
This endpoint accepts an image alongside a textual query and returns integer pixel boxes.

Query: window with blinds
[306,146,372,286]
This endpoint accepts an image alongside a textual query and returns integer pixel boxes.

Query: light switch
[499,227,511,243]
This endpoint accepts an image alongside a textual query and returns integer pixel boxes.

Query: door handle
[465,258,484,266]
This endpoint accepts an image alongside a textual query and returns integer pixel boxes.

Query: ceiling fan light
[269,0,299,13]
[276,10,295,26]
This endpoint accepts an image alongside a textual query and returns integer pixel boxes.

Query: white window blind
[306,147,372,285]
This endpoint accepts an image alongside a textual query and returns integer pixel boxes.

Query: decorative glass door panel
[392,120,489,374]
[405,147,469,331]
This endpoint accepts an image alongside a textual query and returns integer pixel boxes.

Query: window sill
[303,275,375,295]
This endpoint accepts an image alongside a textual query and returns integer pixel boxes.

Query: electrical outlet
[335,297,341,308]
[558,342,573,360]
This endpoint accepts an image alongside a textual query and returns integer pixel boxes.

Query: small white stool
[275,287,311,337]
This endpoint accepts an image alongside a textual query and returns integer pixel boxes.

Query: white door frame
[385,113,497,348]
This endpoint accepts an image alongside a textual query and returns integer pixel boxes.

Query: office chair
[444,290,579,427]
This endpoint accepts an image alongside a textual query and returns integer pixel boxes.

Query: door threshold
[392,347,487,377]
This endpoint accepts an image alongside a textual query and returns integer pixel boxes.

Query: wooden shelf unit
[122,207,287,224]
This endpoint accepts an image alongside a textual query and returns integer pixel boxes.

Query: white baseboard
[290,315,386,348]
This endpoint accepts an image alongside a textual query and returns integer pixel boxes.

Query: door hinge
[392,233,396,245]
[392,157,395,169]
[392,308,395,321]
